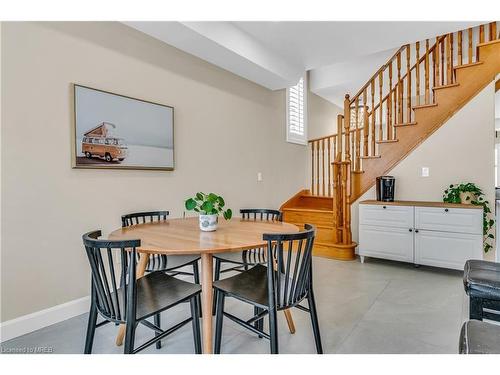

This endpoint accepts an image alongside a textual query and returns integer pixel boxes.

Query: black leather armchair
[459,320,500,354]
[463,260,500,322]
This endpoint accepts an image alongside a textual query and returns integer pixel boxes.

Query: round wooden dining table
[109,216,299,354]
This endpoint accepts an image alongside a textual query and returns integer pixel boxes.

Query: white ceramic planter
[199,214,218,231]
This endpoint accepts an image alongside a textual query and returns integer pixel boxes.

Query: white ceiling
[125,21,480,105]
[231,22,478,70]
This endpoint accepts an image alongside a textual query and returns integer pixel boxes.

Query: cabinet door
[414,230,483,270]
[415,206,482,235]
[359,204,414,229]
[359,225,414,263]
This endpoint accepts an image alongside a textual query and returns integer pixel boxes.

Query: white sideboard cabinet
[358,200,483,270]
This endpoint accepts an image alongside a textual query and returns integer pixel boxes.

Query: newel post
[343,94,351,163]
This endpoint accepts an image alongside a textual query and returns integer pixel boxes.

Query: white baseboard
[0,296,90,343]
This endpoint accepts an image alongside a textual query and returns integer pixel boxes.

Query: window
[286,76,307,145]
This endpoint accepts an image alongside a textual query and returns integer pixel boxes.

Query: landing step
[282,207,333,214]
[360,155,381,159]
[412,103,438,110]
[394,122,417,127]
[454,61,483,70]
[313,242,357,261]
[287,221,335,230]
[376,139,399,144]
[433,83,460,90]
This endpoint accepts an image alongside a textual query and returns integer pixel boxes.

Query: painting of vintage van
[82,122,128,162]
[73,84,174,170]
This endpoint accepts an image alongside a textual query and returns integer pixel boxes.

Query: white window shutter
[286,76,307,145]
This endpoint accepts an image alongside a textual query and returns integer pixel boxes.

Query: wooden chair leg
[283,309,296,334]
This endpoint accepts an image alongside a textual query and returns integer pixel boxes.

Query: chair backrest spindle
[121,211,169,271]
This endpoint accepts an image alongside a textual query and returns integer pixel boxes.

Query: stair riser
[283,210,334,228]
[297,196,333,210]
[283,224,337,243]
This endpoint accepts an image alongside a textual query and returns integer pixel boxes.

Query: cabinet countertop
[359,200,482,210]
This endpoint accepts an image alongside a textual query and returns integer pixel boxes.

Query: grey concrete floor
[0,256,468,354]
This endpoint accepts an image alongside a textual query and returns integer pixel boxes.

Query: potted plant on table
[185,192,232,232]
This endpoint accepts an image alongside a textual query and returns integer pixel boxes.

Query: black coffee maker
[376,176,396,202]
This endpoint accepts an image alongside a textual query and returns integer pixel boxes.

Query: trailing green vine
[443,182,494,252]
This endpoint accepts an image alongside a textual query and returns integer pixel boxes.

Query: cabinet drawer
[414,230,482,270]
[359,204,413,229]
[359,225,414,263]
[415,206,482,235]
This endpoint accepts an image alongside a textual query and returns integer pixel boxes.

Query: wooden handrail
[318,35,448,125]
[359,35,447,111]
[308,133,337,143]
[349,44,408,105]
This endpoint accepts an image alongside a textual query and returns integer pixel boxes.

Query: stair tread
[412,103,438,110]
[433,83,460,90]
[376,139,399,144]
[286,221,335,229]
[360,155,381,159]
[394,122,417,127]
[300,194,333,199]
[454,61,483,70]
[283,207,333,213]
[477,39,500,48]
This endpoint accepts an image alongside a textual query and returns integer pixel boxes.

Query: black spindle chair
[83,231,202,354]
[122,211,201,319]
[122,211,200,278]
[214,209,282,271]
[212,209,282,315]
[213,224,323,354]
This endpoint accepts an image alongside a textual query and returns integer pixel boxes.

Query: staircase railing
[307,21,499,252]
[309,21,499,197]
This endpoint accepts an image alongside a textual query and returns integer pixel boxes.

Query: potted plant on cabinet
[185,192,232,231]
[443,182,494,252]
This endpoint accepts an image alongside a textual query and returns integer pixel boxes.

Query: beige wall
[351,81,496,260]
[0,22,316,321]
[308,92,342,140]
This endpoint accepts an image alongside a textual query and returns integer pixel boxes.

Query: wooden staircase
[280,190,356,259]
[283,22,500,260]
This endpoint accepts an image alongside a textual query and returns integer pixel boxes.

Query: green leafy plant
[443,182,494,252]
[185,192,232,220]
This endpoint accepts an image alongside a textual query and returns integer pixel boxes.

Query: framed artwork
[72,84,174,170]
